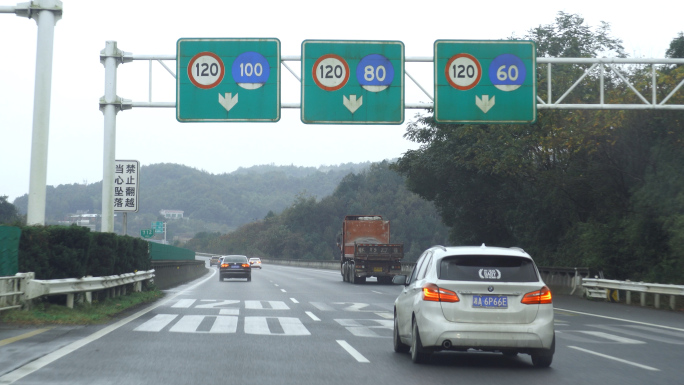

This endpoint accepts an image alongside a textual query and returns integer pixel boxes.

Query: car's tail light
[422,283,460,303]
[241,263,250,268]
[221,264,229,268]
[521,286,553,304]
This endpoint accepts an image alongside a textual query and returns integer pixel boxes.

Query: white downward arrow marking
[476,95,495,113]
[219,93,238,112]
[343,95,363,114]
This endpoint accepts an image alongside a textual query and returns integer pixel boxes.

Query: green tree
[0,196,20,224]
[392,14,684,283]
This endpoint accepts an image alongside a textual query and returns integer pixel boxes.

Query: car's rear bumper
[219,270,250,278]
[416,305,554,351]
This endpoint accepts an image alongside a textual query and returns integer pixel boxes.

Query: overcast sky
[1,0,682,203]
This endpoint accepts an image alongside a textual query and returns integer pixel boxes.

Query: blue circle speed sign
[356,54,394,92]
[488,54,526,91]
[232,51,270,90]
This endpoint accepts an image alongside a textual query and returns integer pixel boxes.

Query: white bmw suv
[393,244,554,367]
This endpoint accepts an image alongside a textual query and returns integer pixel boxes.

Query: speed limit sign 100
[445,53,482,91]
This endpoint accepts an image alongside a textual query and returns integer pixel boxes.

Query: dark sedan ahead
[219,255,251,282]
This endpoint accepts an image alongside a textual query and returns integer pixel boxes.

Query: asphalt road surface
[1,262,683,385]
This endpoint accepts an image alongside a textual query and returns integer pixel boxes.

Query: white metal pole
[100,41,120,233]
[25,0,62,225]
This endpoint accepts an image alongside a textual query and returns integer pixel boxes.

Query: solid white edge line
[0,269,218,384]
[568,346,660,371]
[337,340,369,363]
[305,311,320,321]
[555,307,684,332]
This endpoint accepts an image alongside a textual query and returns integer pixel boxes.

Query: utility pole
[1,1,63,225]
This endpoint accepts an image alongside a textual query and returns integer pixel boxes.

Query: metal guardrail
[0,273,29,312]
[0,270,155,311]
[582,278,684,310]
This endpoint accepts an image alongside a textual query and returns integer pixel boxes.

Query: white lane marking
[568,346,659,371]
[555,307,684,332]
[196,300,240,309]
[274,284,279,287]
[375,312,393,319]
[336,319,393,338]
[290,298,299,304]
[371,291,383,295]
[219,308,240,315]
[245,301,289,310]
[625,324,684,338]
[306,311,320,321]
[210,316,238,333]
[280,289,287,293]
[310,302,334,311]
[171,299,196,308]
[0,268,218,384]
[578,331,645,344]
[337,340,370,363]
[170,315,204,333]
[590,324,684,345]
[244,317,310,336]
[134,314,178,332]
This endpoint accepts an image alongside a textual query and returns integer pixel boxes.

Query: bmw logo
[488,286,494,292]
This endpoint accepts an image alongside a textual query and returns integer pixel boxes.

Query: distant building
[60,211,101,231]
[160,209,184,219]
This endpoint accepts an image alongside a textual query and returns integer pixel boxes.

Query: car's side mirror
[392,275,407,285]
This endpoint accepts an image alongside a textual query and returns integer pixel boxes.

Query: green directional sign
[140,229,154,239]
[152,221,164,233]
[434,40,536,124]
[176,38,280,122]
[301,40,404,124]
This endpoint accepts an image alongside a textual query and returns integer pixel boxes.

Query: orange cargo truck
[336,215,404,284]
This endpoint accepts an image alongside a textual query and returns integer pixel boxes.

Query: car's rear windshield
[223,256,247,263]
[439,255,538,282]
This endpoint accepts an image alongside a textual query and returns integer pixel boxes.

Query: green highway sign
[140,229,154,239]
[176,38,280,122]
[152,221,164,233]
[434,40,536,124]
[301,40,404,124]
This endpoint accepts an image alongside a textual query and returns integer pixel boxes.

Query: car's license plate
[230,265,240,269]
[472,295,508,308]
[373,267,383,272]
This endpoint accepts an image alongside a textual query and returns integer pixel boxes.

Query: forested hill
[183,161,450,262]
[12,162,372,229]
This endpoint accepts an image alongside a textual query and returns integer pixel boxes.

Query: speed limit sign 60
[445,53,481,91]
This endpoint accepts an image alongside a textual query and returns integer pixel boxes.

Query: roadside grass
[0,290,164,326]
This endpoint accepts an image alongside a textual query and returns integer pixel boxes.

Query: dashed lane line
[568,346,659,371]
[337,340,369,363]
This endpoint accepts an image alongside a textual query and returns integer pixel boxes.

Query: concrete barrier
[151,260,207,290]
